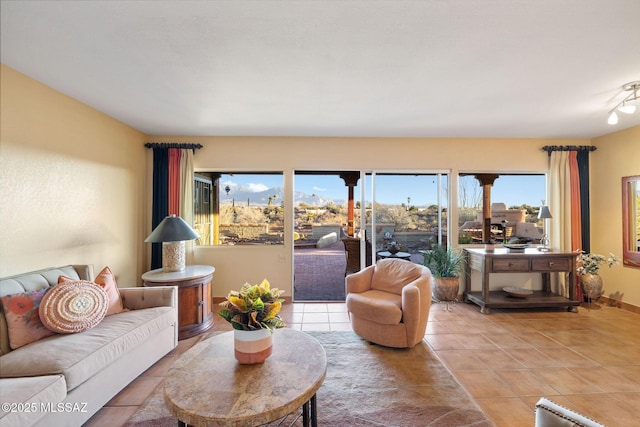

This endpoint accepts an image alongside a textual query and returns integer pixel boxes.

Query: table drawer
[492,258,530,272]
[532,257,571,272]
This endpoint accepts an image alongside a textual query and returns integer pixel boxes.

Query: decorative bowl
[504,243,530,250]
[503,287,533,298]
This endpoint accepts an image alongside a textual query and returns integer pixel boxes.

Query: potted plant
[576,252,619,301]
[423,244,465,310]
[218,279,286,364]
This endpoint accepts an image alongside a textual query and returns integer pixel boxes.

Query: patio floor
[293,240,347,301]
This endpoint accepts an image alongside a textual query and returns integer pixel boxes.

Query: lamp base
[162,241,185,272]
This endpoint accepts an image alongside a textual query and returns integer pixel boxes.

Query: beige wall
[591,127,640,307]
[147,135,590,298]
[3,65,637,309]
[0,65,147,286]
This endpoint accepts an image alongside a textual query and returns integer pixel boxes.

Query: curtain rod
[542,145,597,155]
[144,142,203,151]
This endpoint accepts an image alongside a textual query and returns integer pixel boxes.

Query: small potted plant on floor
[218,279,286,364]
[423,244,465,310]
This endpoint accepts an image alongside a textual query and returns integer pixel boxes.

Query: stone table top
[142,265,215,282]
[164,329,327,427]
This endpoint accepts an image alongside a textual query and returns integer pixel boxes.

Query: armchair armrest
[346,264,375,294]
[120,286,177,310]
[401,281,422,340]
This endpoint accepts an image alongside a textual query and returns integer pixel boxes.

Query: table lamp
[145,215,199,272]
[537,205,552,252]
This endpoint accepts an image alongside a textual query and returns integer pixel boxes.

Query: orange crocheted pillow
[39,281,109,334]
[59,266,124,316]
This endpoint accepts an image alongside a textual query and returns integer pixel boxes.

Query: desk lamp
[538,205,552,252]
[145,215,199,272]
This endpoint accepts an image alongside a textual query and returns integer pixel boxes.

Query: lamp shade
[145,215,199,243]
[538,206,552,220]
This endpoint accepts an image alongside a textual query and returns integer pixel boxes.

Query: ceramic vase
[234,329,273,364]
[433,277,460,302]
[581,273,604,300]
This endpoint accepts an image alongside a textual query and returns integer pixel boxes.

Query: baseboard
[598,295,640,315]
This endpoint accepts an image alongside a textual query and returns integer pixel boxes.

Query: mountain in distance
[219,185,347,206]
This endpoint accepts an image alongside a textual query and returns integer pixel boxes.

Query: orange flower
[6,295,34,315]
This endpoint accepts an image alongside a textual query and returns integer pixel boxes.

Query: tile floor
[85,301,640,427]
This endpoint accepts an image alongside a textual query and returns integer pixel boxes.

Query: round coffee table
[164,329,327,427]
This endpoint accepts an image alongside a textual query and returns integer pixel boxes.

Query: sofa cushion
[0,289,55,349]
[0,375,66,427]
[346,289,403,325]
[371,259,421,295]
[40,281,109,334]
[0,306,175,391]
[59,266,124,316]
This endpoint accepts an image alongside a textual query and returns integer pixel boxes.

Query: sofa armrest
[346,264,375,294]
[535,397,605,427]
[120,286,177,310]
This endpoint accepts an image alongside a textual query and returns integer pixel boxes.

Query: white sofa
[0,265,178,427]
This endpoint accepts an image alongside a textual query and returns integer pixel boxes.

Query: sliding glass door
[363,171,449,266]
[291,170,449,302]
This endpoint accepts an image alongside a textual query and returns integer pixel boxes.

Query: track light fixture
[608,80,640,125]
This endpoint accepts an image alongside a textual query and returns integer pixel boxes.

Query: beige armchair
[345,258,433,348]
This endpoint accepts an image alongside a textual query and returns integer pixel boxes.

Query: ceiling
[2,0,639,139]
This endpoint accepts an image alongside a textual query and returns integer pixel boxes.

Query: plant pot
[432,277,460,302]
[234,329,273,364]
[580,273,603,300]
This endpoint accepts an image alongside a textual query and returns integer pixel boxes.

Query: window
[458,173,546,244]
[365,172,449,257]
[194,172,284,246]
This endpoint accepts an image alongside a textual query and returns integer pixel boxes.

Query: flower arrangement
[218,279,286,331]
[576,252,619,275]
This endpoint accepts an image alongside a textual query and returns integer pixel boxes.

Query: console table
[142,265,215,340]
[463,248,579,314]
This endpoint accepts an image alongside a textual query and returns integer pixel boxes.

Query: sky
[220,173,546,207]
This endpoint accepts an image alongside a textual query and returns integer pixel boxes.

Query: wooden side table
[142,265,215,340]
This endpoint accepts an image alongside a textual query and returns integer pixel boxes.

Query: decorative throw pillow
[59,266,124,316]
[39,280,109,334]
[1,288,55,349]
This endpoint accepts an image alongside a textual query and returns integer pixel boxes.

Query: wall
[0,65,147,286]
[591,126,640,308]
[5,65,635,308]
[146,135,589,298]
